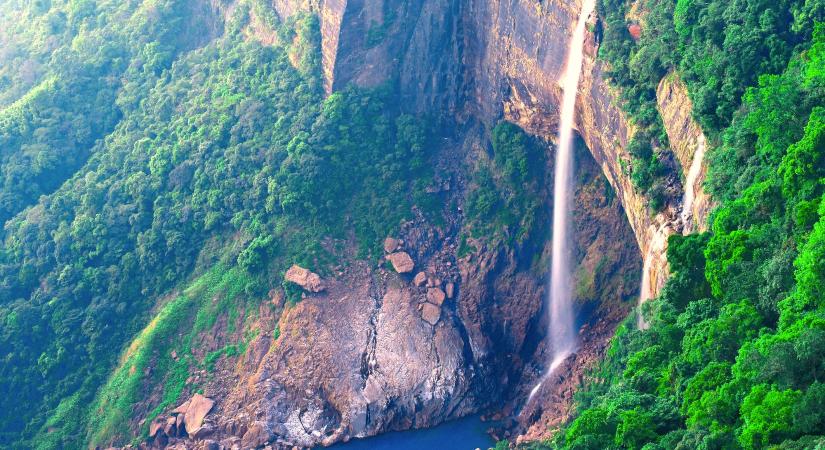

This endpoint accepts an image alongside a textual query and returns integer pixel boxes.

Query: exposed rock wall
[264,0,713,438]
[657,72,714,233]
[461,0,680,299]
[134,0,715,447]
[168,125,641,449]
[269,2,711,288]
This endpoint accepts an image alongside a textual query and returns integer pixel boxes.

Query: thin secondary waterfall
[528,0,595,402]
[680,134,706,230]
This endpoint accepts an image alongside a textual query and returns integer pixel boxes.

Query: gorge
[2,0,824,449]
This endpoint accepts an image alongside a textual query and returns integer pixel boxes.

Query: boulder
[421,303,441,325]
[413,271,427,287]
[171,399,191,415]
[284,265,325,293]
[176,412,185,434]
[270,288,285,307]
[242,421,274,449]
[383,237,400,253]
[427,287,446,306]
[445,282,455,299]
[191,424,215,440]
[386,252,414,273]
[197,440,220,450]
[184,393,215,437]
[163,416,177,437]
[149,418,165,438]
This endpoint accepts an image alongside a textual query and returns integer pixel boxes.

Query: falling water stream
[680,134,706,230]
[527,0,596,403]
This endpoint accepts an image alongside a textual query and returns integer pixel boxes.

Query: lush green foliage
[597,0,824,209]
[555,18,825,450]
[0,1,438,448]
[464,122,549,249]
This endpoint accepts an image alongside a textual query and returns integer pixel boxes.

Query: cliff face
[134,0,712,447]
[271,0,709,299]
[150,124,641,449]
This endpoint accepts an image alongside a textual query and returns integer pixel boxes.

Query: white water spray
[528,0,595,403]
[680,134,706,231]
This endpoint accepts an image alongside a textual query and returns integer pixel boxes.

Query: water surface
[321,415,495,450]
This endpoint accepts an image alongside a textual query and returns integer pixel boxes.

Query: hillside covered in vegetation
[551,0,825,448]
[0,1,441,447]
[1,0,824,449]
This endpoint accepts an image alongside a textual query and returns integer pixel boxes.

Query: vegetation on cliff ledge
[551,1,825,448]
[0,1,440,448]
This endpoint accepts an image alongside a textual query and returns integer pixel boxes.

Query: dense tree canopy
[552,3,825,448]
[0,1,439,448]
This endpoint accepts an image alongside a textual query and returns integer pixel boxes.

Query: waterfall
[680,134,706,231]
[547,0,595,371]
[527,0,595,403]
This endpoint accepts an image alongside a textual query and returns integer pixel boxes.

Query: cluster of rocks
[383,237,415,273]
[147,394,215,447]
[284,264,325,293]
[382,235,460,326]
[413,270,455,325]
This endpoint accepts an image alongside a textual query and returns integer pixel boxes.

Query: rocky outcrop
[146,394,216,446]
[284,264,325,292]
[184,394,215,437]
[269,0,707,301]
[138,121,641,449]
[386,252,415,273]
[657,72,713,234]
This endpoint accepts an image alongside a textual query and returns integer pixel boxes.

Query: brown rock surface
[171,399,191,415]
[383,237,401,253]
[386,252,414,273]
[413,271,427,286]
[444,282,455,298]
[421,302,442,325]
[657,72,714,233]
[285,264,325,293]
[184,393,215,436]
[149,418,165,438]
[241,422,273,449]
[426,287,446,306]
[163,416,177,437]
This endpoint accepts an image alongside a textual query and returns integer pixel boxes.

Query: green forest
[0,1,438,448]
[1,0,824,449]
[549,0,825,448]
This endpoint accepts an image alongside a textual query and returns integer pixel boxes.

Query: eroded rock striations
[129,0,713,448]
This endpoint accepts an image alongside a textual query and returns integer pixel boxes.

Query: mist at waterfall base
[527,0,596,403]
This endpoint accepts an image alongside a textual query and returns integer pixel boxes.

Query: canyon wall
[269,0,711,299]
[136,1,714,447]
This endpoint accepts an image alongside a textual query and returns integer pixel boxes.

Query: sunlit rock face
[168,0,711,447]
[273,0,707,300]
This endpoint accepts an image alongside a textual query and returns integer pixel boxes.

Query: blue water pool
[321,415,496,450]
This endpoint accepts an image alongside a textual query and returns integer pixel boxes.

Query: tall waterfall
[528,0,595,402]
[548,0,595,370]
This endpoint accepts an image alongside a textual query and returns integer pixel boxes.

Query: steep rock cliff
[271,0,709,299]
[129,0,713,447]
[139,124,640,449]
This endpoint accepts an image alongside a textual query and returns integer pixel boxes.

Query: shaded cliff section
[269,0,711,301]
[134,122,641,449]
